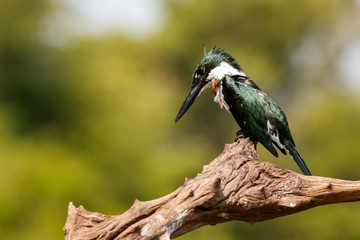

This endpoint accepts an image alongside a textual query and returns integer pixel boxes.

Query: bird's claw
[234,130,248,141]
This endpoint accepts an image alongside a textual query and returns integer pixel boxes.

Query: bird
[174,47,311,175]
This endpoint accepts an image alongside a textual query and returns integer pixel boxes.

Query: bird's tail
[287,145,312,176]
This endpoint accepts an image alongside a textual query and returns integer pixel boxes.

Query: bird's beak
[174,83,204,123]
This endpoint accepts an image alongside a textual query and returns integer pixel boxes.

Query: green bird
[175,47,311,175]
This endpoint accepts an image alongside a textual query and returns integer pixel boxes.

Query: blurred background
[1,0,360,239]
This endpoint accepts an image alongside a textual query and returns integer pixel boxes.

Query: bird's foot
[234,130,249,142]
[234,130,258,149]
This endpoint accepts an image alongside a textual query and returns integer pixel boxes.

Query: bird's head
[175,47,243,122]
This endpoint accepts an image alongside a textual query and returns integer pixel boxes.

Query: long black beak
[175,83,204,123]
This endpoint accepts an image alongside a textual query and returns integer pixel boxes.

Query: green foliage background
[1,0,360,239]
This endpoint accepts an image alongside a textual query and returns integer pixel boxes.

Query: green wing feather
[222,76,280,157]
[222,75,311,175]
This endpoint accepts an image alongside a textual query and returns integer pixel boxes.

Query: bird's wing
[223,76,312,175]
[233,75,262,90]
[223,76,279,157]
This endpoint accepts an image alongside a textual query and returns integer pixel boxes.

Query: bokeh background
[1,0,360,239]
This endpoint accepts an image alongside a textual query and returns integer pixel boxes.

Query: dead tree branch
[64,137,360,239]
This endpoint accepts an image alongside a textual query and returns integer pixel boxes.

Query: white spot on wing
[207,61,245,81]
[258,92,266,99]
[267,120,285,150]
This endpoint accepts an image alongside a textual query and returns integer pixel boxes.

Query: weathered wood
[64,137,360,240]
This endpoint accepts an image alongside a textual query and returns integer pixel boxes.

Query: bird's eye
[193,66,207,84]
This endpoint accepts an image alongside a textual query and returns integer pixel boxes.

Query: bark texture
[64,137,360,240]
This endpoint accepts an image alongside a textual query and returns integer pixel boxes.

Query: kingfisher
[175,47,311,175]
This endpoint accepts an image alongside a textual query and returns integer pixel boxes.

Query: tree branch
[64,137,360,240]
